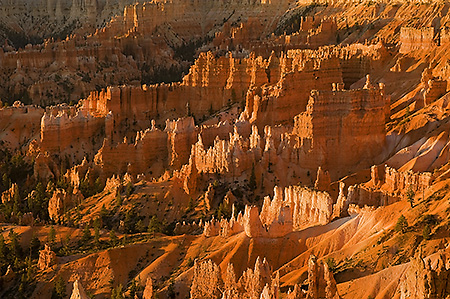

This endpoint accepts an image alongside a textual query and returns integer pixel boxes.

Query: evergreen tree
[81,225,92,245]
[423,224,431,240]
[0,234,7,260]
[109,230,118,247]
[147,215,161,235]
[100,204,108,223]
[29,233,41,258]
[48,226,56,246]
[52,276,66,299]
[123,210,136,234]
[395,215,408,233]
[406,187,415,208]
[111,284,124,299]
[2,173,10,190]
[26,256,34,281]
[93,220,101,248]
[8,229,22,258]
[12,184,21,216]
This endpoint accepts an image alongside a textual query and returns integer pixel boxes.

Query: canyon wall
[213,16,338,57]
[0,0,291,105]
[399,27,436,54]
[341,165,433,209]
[94,127,168,179]
[0,0,136,45]
[31,43,389,189]
[399,26,450,54]
[0,102,43,150]
[40,104,105,159]
[293,81,388,179]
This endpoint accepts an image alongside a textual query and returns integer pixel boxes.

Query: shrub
[423,224,431,240]
[325,257,336,272]
[406,187,415,208]
[395,215,408,233]
[52,276,66,299]
[81,225,92,244]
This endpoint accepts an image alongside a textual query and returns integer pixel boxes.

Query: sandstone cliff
[293,80,388,179]
[0,102,43,151]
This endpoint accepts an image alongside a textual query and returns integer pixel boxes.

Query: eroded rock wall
[293,83,388,179]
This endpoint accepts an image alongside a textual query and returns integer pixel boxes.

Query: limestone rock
[143,277,153,299]
[175,221,201,235]
[204,184,215,212]
[203,217,221,237]
[398,249,450,299]
[70,280,89,299]
[314,167,331,192]
[306,255,339,299]
[1,183,18,204]
[0,104,43,151]
[293,85,387,180]
[48,188,73,220]
[190,259,222,299]
[400,27,436,54]
[243,205,265,238]
[38,244,57,270]
[286,284,305,299]
[166,117,198,169]
[236,257,272,299]
[192,258,279,299]
[331,182,348,219]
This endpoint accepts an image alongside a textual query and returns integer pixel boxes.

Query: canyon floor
[1,0,450,298]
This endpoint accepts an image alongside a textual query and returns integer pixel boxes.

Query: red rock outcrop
[399,24,450,54]
[314,167,331,192]
[33,151,59,180]
[213,16,337,58]
[399,27,436,54]
[94,126,168,179]
[191,257,278,299]
[48,188,74,220]
[174,220,202,235]
[40,104,105,160]
[338,165,433,210]
[0,0,291,106]
[383,165,432,195]
[38,244,58,271]
[293,80,388,179]
[0,0,135,46]
[398,249,450,299]
[284,186,333,230]
[142,277,153,299]
[33,44,387,186]
[411,67,448,109]
[70,279,89,299]
[331,182,349,219]
[1,183,18,204]
[306,255,340,299]
[203,184,334,238]
[166,117,198,169]
[0,102,43,150]
[234,257,273,299]
[176,156,199,195]
[190,259,222,299]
